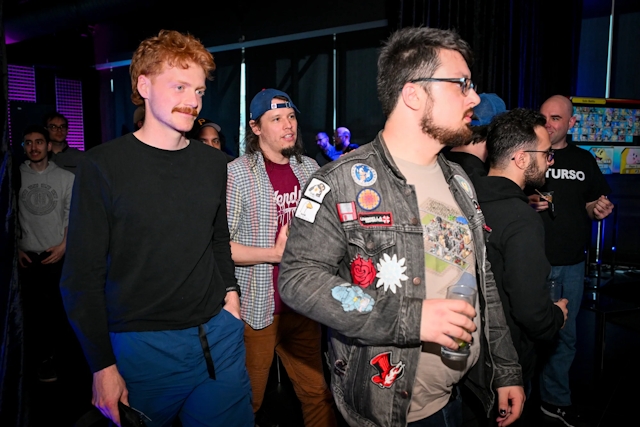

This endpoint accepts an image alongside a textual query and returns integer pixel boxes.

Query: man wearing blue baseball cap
[226,89,337,426]
[444,93,507,180]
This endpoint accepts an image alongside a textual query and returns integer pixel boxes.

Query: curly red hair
[130,30,216,106]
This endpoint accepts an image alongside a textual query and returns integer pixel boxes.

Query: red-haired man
[61,30,253,426]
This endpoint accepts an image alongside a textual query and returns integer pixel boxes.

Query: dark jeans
[409,388,463,427]
[19,251,66,364]
[539,262,584,406]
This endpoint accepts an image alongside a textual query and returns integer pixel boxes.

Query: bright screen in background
[570,106,640,143]
[577,145,640,175]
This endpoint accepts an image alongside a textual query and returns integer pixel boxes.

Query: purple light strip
[55,78,85,151]
[8,65,36,102]
[7,65,37,145]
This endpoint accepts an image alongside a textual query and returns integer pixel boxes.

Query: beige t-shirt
[394,157,481,422]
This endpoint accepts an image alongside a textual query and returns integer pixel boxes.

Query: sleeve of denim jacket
[278,173,423,347]
[481,256,524,388]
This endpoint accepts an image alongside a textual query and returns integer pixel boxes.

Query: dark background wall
[3,0,640,266]
[2,2,640,425]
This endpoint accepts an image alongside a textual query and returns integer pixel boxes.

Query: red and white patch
[473,200,482,214]
[358,212,393,227]
[337,202,357,222]
[370,351,405,389]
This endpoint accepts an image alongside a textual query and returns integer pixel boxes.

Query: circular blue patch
[351,163,378,187]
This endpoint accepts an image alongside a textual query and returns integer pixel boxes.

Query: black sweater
[60,134,236,372]
[475,175,564,382]
[442,150,488,181]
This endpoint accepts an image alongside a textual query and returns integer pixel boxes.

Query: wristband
[225,285,241,298]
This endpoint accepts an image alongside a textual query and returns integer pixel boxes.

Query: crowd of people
[16,26,614,427]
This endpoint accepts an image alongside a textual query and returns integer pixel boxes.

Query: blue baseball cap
[249,88,299,120]
[472,93,507,126]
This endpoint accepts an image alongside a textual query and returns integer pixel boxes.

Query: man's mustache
[172,107,198,116]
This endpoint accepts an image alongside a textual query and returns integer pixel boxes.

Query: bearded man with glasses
[45,112,84,174]
[279,27,525,427]
[474,108,568,405]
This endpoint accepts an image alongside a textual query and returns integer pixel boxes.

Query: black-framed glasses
[47,124,68,131]
[523,148,555,162]
[408,77,476,95]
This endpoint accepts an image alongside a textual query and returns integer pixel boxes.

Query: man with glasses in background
[315,132,335,166]
[279,27,524,427]
[45,112,84,174]
[18,125,75,383]
[529,95,613,427]
[473,109,568,403]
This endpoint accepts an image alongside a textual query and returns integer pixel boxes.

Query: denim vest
[279,133,522,426]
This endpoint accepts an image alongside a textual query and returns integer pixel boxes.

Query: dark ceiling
[5,0,640,77]
[4,0,391,69]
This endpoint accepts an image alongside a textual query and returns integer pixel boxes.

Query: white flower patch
[375,253,408,294]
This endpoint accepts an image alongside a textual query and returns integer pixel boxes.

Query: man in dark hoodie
[475,109,568,394]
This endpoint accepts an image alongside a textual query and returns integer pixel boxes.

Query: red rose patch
[350,254,377,288]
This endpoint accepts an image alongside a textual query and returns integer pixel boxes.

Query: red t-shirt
[265,160,300,314]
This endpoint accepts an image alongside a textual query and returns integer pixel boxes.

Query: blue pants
[539,261,584,407]
[110,309,254,427]
[408,390,462,427]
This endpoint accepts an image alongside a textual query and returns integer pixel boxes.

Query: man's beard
[281,140,299,158]
[524,155,546,188]
[420,105,473,147]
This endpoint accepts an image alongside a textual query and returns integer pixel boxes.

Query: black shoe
[540,401,588,427]
[38,357,58,382]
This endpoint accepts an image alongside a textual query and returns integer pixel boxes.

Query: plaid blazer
[227,152,318,329]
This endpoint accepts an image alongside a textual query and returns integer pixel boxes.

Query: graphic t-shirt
[394,157,480,422]
[265,161,301,314]
[535,144,611,265]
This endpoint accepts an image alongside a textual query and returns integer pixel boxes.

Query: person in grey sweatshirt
[18,124,74,383]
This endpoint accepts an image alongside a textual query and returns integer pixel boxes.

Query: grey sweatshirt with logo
[19,161,74,253]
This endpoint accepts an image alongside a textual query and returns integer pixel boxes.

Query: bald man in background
[531,95,613,427]
[333,127,358,158]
